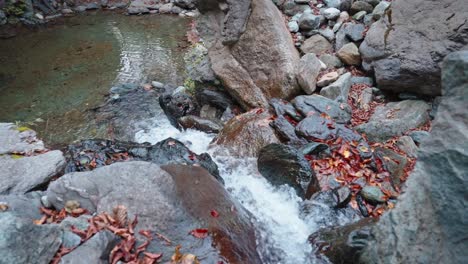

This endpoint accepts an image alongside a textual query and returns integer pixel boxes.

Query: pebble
[337,42,361,65]
[353,10,367,20]
[361,186,386,204]
[323,7,341,20]
[317,71,340,87]
[372,1,391,20]
[288,21,299,33]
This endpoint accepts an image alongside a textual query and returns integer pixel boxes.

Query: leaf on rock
[189,228,209,239]
[210,210,219,218]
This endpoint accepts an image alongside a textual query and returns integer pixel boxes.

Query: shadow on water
[0,12,190,147]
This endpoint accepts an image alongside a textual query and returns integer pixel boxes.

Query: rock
[323,7,340,20]
[184,43,216,83]
[363,13,374,25]
[197,0,301,109]
[299,12,321,30]
[360,51,468,264]
[351,76,374,86]
[200,104,219,119]
[350,1,373,15]
[174,0,196,9]
[65,138,221,182]
[355,100,430,142]
[0,192,43,220]
[213,108,280,157]
[320,72,352,102]
[317,71,340,87]
[297,53,322,94]
[319,27,335,42]
[196,89,234,111]
[300,34,333,54]
[337,43,361,65]
[269,98,303,121]
[171,5,184,14]
[300,142,330,156]
[281,0,310,16]
[0,123,45,155]
[0,150,65,195]
[127,6,149,14]
[271,115,303,143]
[372,0,390,20]
[288,20,299,32]
[408,130,430,145]
[334,186,352,207]
[60,215,91,232]
[375,147,408,187]
[158,3,173,13]
[358,87,374,109]
[324,0,351,11]
[360,185,386,204]
[335,24,351,50]
[159,92,197,127]
[109,83,138,94]
[292,94,351,124]
[0,212,62,264]
[258,143,319,198]
[60,231,118,264]
[295,114,362,142]
[151,81,164,89]
[396,136,418,158]
[363,0,381,7]
[61,231,82,249]
[178,115,222,133]
[47,162,262,263]
[344,23,366,42]
[319,54,343,69]
[352,10,367,20]
[85,2,100,10]
[359,0,468,96]
[309,218,377,264]
[61,8,74,14]
[0,11,6,25]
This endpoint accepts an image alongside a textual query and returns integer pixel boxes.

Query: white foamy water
[135,116,320,264]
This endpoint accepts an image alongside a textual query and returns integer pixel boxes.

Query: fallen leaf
[210,210,219,218]
[189,229,208,239]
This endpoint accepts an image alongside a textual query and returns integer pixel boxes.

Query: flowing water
[0,13,351,263]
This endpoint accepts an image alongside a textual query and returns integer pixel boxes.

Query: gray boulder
[337,43,362,65]
[0,150,66,195]
[297,53,322,94]
[320,54,343,69]
[178,115,223,133]
[320,72,352,102]
[47,162,262,263]
[355,100,430,142]
[360,51,468,264]
[197,0,300,109]
[299,13,321,31]
[359,0,468,96]
[184,43,216,83]
[295,115,362,142]
[60,231,118,264]
[0,123,45,155]
[292,94,352,124]
[300,34,333,55]
[0,212,62,264]
[0,192,44,220]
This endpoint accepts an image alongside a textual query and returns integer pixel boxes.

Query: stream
[0,13,351,264]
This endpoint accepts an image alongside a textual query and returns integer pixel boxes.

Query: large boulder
[0,212,63,264]
[213,108,280,157]
[355,100,430,142]
[47,162,262,263]
[0,123,45,155]
[0,150,66,195]
[360,51,468,263]
[257,143,320,198]
[359,0,468,96]
[196,0,301,109]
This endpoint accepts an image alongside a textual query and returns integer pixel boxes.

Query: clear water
[0,12,189,145]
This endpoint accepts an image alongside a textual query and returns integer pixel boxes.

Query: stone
[61,8,74,14]
[319,27,335,42]
[292,94,352,124]
[299,13,321,30]
[62,231,82,249]
[372,0,390,20]
[288,20,299,32]
[213,108,280,157]
[271,115,303,143]
[196,89,233,111]
[0,150,65,195]
[0,11,6,25]
[350,1,373,15]
[320,72,352,102]
[334,186,352,207]
[0,212,62,264]
[281,0,311,16]
[323,7,340,20]
[363,0,381,7]
[127,6,149,14]
[197,0,301,109]
[184,43,216,83]
[359,0,468,96]
[159,92,197,127]
[351,76,374,86]
[300,142,330,156]
[200,104,219,119]
[171,5,184,14]
[337,43,361,65]
[360,186,386,204]
[258,143,319,198]
[297,53,322,94]
[317,71,340,87]
[374,147,408,187]
[85,2,99,10]
[0,192,43,220]
[344,23,365,42]
[358,87,374,109]
[309,218,377,263]
[396,136,418,158]
[408,130,430,145]
[109,83,138,94]
[0,123,45,155]
[352,10,366,20]
[319,54,343,69]
[174,0,196,9]
[151,81,164,89]
[158,3,173,13]
[300,34,333,54]
[295,114,362,142]
[269,98,303,121]
[360,51,468,264]
[47,162,262,263]
[355,100,430,142]
[178,115,223,133]
[60,231,118,264]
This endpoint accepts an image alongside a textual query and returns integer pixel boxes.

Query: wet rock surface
[292,95,352,124]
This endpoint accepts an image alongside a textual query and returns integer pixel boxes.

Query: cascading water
[135,113,329,264]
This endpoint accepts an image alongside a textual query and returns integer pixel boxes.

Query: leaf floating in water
[189,228,209,239]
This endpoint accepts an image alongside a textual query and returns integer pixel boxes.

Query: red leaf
[210,210,219,218]
[189,228,209,239]
[143,252,163,260]
[255,108,264,114]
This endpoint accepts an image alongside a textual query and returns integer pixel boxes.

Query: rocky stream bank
[0,0,467,263]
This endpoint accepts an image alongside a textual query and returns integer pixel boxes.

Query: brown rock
[337,43,361,65]
[300,34,333,55]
